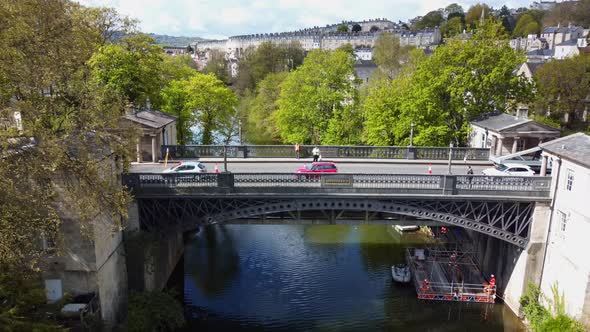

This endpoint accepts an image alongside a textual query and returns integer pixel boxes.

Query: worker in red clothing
[441,226,447,234]
[489,274,496,292]
[420,279,430,293]
[484,274,496,295]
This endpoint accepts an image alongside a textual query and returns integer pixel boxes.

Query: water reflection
[185,224,240,297]
[177,224,524,331]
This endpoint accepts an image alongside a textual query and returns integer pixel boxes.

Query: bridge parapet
[123,173,551,199]
[161,145,490,161]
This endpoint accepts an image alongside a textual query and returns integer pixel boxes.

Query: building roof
[470,111,560,134]
[542,25,583,34]
[124,110,178,129]
[471,112,528,131]
[526,48,554,57]
[540,133,590,168]
[555,39,578,47]
[526,62,544,75]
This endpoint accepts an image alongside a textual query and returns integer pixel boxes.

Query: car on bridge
[163,161,207,174]
[481,163,535,176]
[296,162,337,179]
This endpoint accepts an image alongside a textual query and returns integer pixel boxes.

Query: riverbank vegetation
[520,283,584,332]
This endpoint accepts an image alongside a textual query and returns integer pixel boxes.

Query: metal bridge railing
[123,173,551,198]
[161,145,491,161]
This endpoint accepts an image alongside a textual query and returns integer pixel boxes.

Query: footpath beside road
[160,157,493,166]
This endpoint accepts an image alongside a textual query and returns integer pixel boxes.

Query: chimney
[516,106,529,119]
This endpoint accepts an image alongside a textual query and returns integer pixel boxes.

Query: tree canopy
[372,32,414,79]
[412,11,444,30]
[513,13,541,37]
[89,34,165,108]
[163,73,238,145]
[274,49,360,144]
[363,21,532,146]
[534,55,590,132]
[234,41,304,93]
[465,4,491,29]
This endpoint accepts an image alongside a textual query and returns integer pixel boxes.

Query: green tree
[445,3,464,15]
[363,49,425,145]
[543,0,590,27]
[337,25,349,33]
[202,49,230,83]
[465,4,491,29]
[352,24,362,32]
[534,55,590,131]
[412,11,444,30]
[372,32,414,79]
[274,49,360,144]
[0,0,135,273]
[243,72,288,144]
[513,13,541,37]
[181,73,238,144]
[0,270,65,331]
[161,79,194,144]
[162,54,197,83]
[89,34,165,108]
[364,21,532,146]
[441,16,465,37]
[235,41,304,93]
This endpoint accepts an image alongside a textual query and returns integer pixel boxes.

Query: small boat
[391,264,411,283]
[394,225,420,232]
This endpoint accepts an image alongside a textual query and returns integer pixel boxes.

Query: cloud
[77,0,534,38]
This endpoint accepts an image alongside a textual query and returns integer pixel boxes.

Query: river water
[171,224,525,331]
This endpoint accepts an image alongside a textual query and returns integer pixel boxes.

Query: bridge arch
[200,198,534,248]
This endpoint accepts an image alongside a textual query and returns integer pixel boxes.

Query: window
[41,233,56,251]
[557,210,568,233]
[566,169,574,191]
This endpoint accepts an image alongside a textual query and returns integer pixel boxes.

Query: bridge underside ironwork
[137,197,535,248]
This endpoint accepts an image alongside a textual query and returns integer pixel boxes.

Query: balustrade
[161,145,490,161]
[123,173,551,198]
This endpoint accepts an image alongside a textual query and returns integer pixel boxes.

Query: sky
[78,0,534,39]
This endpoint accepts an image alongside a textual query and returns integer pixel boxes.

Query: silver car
[482,163,535,176]
[162,161,207,174]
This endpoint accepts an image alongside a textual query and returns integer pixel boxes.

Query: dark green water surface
[174,224,524,331]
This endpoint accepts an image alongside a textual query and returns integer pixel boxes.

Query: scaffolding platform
[406,244,496,304]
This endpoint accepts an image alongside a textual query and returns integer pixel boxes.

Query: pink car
[296,162,338,179]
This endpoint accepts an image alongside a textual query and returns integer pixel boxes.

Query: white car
[162,161,207,174]
[482,163,535,176]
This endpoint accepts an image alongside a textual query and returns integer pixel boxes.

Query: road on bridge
[131,159,491,175]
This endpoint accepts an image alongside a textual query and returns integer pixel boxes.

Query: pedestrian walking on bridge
[312,146,320,162]
[295,143,301,159]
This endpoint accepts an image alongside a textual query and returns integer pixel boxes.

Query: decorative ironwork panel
[136,197,537,248]
[125,173,551,198]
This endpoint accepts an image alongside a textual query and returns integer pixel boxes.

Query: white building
[539,133,590,328]
[354,48,373,61]
[469,110,560,156]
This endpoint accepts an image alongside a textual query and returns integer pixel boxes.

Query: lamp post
[447,142,453,174]
[223,145,228,172]
[409,121,414,146]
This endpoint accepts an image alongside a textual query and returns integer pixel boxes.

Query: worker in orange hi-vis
[428,164,432,174]
[214,163,219,173]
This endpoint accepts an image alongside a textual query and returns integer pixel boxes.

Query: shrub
[126,290,185,332]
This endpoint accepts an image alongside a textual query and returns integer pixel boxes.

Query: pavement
[130,158,492,175]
